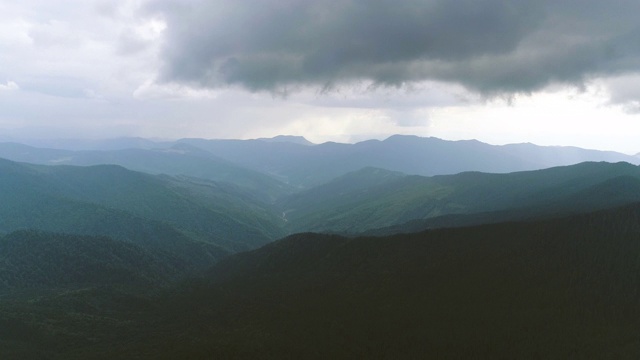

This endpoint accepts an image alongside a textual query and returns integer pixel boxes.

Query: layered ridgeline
[4,202,640,359]
[0,158,286,272]
[1,135,637,189]
[2,142,640,358]
[2,155,640,244]
[279,161,640,234]
[0,142,292,202]
[177,135,639,187]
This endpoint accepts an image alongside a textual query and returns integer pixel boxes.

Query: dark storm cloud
[149,0,640,94]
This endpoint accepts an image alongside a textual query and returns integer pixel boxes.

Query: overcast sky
[1,0,639,153]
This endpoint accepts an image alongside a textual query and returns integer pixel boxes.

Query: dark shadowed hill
[0,231,181,292]
[131,202,640,359]
[5,203,640,358]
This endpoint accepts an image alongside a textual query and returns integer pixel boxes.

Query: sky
[1,0,640,154]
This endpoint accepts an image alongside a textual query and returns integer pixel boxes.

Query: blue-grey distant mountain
[255,135,314,146]
[179,135,639,187]
[12,137,170,151]
[0,142,292,202]
[2,135,636,189]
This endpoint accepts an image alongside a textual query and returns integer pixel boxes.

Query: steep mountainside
[140,202,640,359]
[6,203,640,358]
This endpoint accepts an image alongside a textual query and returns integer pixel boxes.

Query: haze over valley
[3,0,640,358]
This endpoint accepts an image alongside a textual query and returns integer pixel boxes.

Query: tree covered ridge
[103,202,640,359]
[0,230,182,291]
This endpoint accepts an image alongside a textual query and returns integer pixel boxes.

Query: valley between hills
[2,135,640,359]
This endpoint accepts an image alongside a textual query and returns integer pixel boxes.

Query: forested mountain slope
[0,231,181,292]
[6,202,640,358]
[280,161,640,233]
[0,142,291,202]
[2,155,639,247]
[146,202,640,358]
[0,158,286,269]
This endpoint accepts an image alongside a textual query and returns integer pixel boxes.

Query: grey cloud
[150,0,640,94]
[604,73,640,113]
[117,31,152,56]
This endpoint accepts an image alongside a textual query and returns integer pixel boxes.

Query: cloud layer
[150,0,640,94]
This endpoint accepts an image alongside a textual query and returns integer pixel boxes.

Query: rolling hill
[0,158,288,270]
[0,142,292,202]
[2,152,639,247]
[279,161,640,233]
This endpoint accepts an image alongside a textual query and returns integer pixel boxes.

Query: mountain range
[177,135,640,187]
[1,135,637,188]
[0,158,286,275]
[2,134,640,358]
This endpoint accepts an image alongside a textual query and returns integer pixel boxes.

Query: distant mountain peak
[382,134,470,144]
[163,142,214,156]
[384,134,423,141]
[257,135,314,145]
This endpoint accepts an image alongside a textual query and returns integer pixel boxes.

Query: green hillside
[0,158,289,271]
[281,161,640,233]
[0,142,293,202]
[29,163,285,250]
